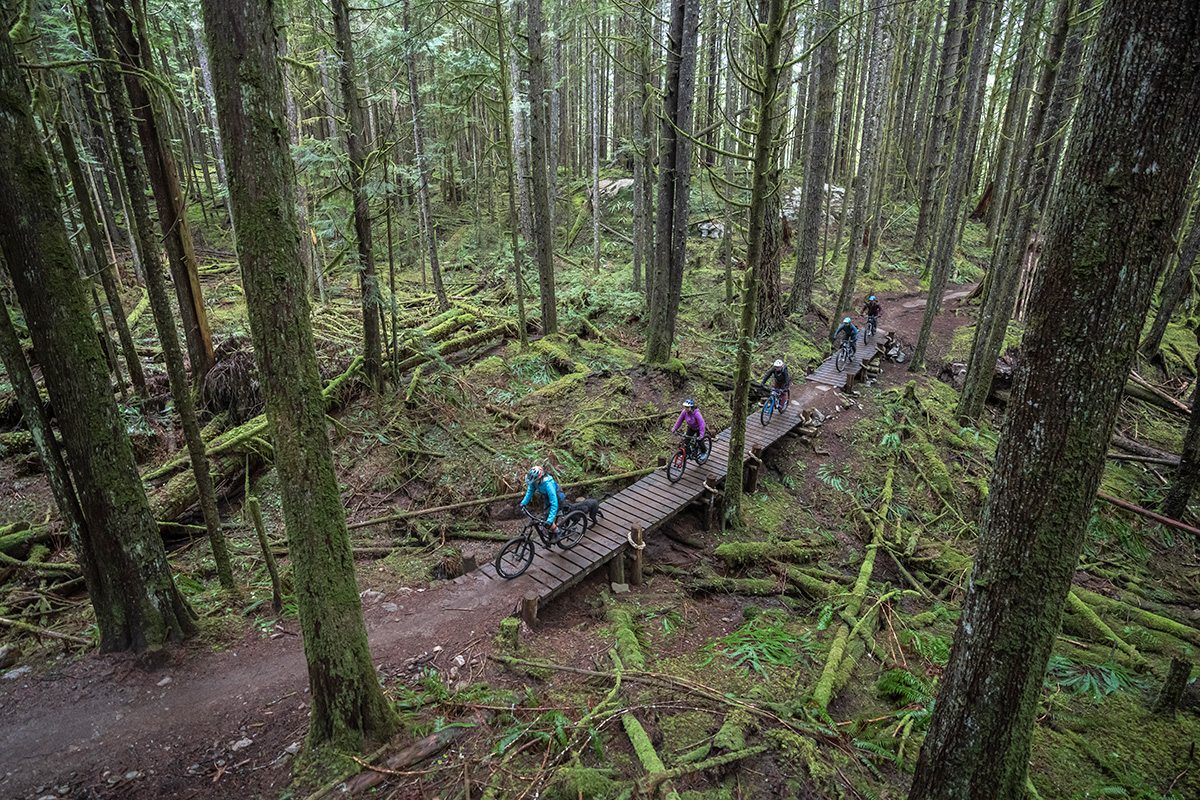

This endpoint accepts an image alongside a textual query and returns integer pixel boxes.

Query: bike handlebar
[673,430,701,439]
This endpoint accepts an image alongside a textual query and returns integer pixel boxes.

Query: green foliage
[1045,656,1143,701]
[897,629,952,666]
[700,613,815,676]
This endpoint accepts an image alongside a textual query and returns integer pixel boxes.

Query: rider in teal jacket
[521,466,564,527]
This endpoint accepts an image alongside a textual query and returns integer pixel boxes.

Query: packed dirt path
[0,283,978,800]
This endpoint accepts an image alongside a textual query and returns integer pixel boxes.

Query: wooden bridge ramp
[452,327,885,613]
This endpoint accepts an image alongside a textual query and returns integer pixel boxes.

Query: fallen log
[338,724,479,797]
[1096,491,1200,539]
[1126,372,1190,417]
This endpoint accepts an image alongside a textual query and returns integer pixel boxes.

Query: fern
[700,615,815,676]
[876,669,932,705]
[1045,656,1143,700]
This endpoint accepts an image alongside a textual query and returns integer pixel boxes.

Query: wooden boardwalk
[453,328,884,610]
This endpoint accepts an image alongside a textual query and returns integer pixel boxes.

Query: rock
[432,645,443,653]
[0,643,19,669]
[157,676,172,687]
[611,582,630,594]
[360,589,384,604]
[3,665,32,679]
[453,655,466,667]
[382,603,398,612]
[449,666,459,679]
[231,738,253,752]
[123,771,141,780]
[284,742,302,755]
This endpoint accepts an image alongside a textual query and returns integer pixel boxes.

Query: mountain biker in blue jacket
[520,466,564,530]
[835,317,858,357]
[672,399,707,455]
[761,359,790,406]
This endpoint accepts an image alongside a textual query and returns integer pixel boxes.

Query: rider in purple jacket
[672,399,707,454]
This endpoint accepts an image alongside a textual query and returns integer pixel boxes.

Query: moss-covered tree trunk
[200,0,398,751]
[56,117,145,395]
[0,23,194,652]
[492,0,529,346]
[956,0,1080,422]
[644,0,700,364]
[1141,217,1200,358]
[723,0,788,528]
[1162,401,1200,522]
[108,0,215,381]
[787,0,837,314]
[527,0,557,335]
[333,0,387,385]
[909,3,1200,796]
[88,0,236,592]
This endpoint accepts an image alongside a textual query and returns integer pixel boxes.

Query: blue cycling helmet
[682,398,697,409]
[843,317,851,324]
[868,296,875,301]
[526,466,545,484]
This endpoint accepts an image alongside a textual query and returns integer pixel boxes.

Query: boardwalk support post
[703,476,721,530]
[630,526,644,586]
[521,592,538,628]
[609,551,626,584]
[461,552,478,574]
[745,446,763,494]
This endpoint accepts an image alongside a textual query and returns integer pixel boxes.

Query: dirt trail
[0,283,978,800]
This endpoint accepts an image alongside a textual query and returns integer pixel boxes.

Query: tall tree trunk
[909,0,996,370]
[832,0,893,332]
[88,0,235,591]
[0,22,195,651]
[590,0,601,275]
[644,0,701,364]
[956,0,1081,421]
[57,117,145,394]
[632,0,655,295]
[910,3,1200,797]
[191,10,233,229]
[108,0,215,381]
[724,0,788,528]
[1141,218,1200,357]
[403,0,448,314]
[527,0,557,334]
[200,0,399,752]
[493,0,529,346]
[913,0,966,254]
[333,0,386,386]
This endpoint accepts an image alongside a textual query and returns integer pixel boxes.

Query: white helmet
[773,359,784,368]
[843,317,851,324]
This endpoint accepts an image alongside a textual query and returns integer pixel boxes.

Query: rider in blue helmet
[520,465,565,530]
[835,316,859,356]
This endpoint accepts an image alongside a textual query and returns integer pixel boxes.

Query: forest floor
[3,206,1199,800]
[0,278,975,800]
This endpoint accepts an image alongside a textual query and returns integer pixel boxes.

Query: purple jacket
[673,408,706,437]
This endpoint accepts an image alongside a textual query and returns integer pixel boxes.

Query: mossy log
[1073,586,1200,649]
[393,321,516,373]
[0,430,36,457]
[143,412,231,481]
[1065,590,1148,670]
[1124,373,1190,417]
[125,287,150,330]
[622,715,681,800]
[811,535,882,711]
[687,575,788,597]
[714,540,821,568]
[0,521,35,555]
[607,607,646,670]
[781,565,834,598]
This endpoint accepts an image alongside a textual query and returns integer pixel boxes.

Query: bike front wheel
[695,435,714,466]
[667,447,687,483]
[760,397,774,426]
[496,536,535,578]
[835,346,848,371]
[557,510,588,549]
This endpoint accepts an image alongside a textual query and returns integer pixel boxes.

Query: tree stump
[460,552,478,574]
[745,446,763,494]
[1151,657,1192,714]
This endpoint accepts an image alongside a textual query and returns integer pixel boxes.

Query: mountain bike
[835,334,857,372]
[760,385,789,426]
[495,507,590,579]
[864,313,878,340]
[666,430,714,483]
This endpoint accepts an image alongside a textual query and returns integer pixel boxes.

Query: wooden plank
[526,556,572,584]
[548,544,595,572]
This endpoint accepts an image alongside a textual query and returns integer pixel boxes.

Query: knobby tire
[496,536,534,578]
[695,435,713,466]
[667,448,687,483]
[760,396,774,426]
[835,345,848,372]
[557,511,588,549]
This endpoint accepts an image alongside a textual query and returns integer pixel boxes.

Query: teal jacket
[521,474,563,522]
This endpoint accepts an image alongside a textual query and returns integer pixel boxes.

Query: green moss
[917,440,954,497]
[714,540,817,568]
[607,607,646,670]
[527,371,586,402]
[765,729,831,780]
[542,766,623,800]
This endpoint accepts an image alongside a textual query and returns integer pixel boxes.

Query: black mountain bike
[667,430,714,483]
[760,385,789,426]
[864,314,878,340]
[495,507,589,579]
[835,334,857,372]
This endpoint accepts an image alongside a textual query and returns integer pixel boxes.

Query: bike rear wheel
[667,447,687,483]
[695,434,714,466]
[557,510,588,549]
[496,536,535,578]
[760,396,774,426]
[835,346,848,371]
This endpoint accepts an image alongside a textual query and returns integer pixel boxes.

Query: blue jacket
[521,474,562,521]
[836,322,858,343]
